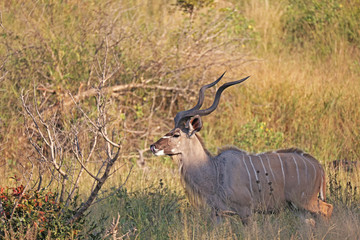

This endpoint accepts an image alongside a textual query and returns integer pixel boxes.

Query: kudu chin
[150,72,333,224]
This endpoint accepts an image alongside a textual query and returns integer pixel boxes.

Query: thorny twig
[9,159,35,221]
[92,163,134,206]
[69,92,121,148]
[21,79,128,225]
[21,91,67,178]
[103,213,137,240]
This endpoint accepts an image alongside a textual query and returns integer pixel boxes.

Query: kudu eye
[173,133,180,138]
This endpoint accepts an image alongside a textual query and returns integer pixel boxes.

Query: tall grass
[0,0,359,239]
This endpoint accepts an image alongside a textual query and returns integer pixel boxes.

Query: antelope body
[150,73,333,223]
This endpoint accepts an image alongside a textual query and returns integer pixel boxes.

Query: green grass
[84,163,360,239]
[0,0,360,239]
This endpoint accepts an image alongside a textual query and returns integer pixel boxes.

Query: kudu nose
[150,144,156,154]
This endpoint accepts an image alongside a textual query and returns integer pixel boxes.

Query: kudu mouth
[150,143,178,156]
[150,144,156,154]
[150,144,164,156]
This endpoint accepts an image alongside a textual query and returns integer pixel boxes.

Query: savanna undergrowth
[0,0,359,239]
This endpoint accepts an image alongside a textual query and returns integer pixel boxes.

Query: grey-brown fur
[152,131,333,224]
[150,74,333,224]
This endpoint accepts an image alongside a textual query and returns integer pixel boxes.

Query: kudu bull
[150,73,333,224]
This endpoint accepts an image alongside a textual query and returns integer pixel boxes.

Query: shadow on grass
[83,180,184,239]
[82,174,360,239]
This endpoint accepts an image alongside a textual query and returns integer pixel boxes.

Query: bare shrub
[14,78,127,237]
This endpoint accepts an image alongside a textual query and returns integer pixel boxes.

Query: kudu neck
[180,133,212,168]
[174,133,217,198]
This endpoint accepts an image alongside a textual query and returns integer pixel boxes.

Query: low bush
[88,180,182,239]
[282,0,360,55]
[0,182,83,239]
[234,118,285,153]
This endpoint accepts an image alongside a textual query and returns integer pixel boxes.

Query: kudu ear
[187,115,203,136]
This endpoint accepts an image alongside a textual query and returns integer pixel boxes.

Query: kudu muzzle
[150,132,175,156]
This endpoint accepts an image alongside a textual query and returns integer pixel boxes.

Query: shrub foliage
[0,182,82,239]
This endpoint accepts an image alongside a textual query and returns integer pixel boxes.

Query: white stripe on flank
[292,156,300,185]
[258,155,270,183]
[319,172,324,201]
[277,153,286,186]
[300,153,317,183]
[242,154,254,197]
[299,155,308,180]
[264,154,277,184]
[248,155,261,192]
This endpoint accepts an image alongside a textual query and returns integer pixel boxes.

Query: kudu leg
[212,205,252,225]
[211,209,223,225]
[234,205,252,225]
[304,199,333,218]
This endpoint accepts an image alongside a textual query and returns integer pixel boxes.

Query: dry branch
[103,213,137,240]
[21,79,129,226]
[62,83,196,108]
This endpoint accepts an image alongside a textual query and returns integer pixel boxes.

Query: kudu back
[150,73,333,224]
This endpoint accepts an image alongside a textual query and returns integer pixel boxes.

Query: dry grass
[0,0,359,239]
